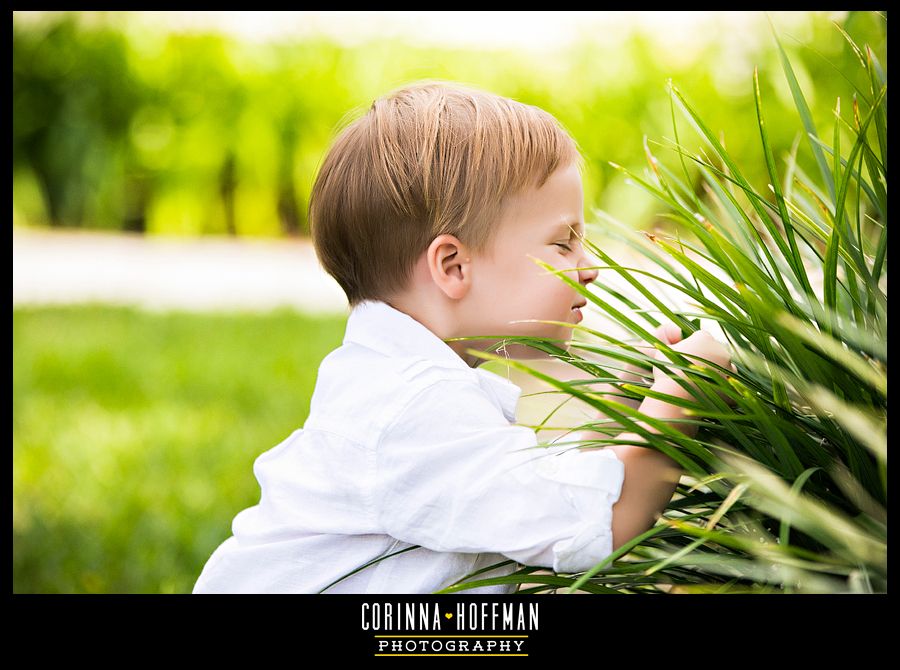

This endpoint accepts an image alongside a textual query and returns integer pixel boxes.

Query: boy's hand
[618,323,684,384]
[651,326,736,405]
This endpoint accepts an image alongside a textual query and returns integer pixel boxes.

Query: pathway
[13,226,350,314]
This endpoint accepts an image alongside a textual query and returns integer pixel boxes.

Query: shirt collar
[343,300,522,422]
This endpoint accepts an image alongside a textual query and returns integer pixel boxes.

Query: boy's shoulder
[305,300,521,440]
[307,340,485,429]
[320,299,482,392]
[308,341,518,443]
[319,339,478,400]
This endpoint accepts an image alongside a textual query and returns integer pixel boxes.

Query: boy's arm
[604,376,695,552]
[578,329,732,552]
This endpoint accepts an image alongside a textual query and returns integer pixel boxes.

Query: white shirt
[193,300,624,594]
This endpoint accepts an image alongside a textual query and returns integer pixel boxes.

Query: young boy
[193,81,731,594]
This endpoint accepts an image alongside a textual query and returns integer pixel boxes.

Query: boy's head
[310,81,598,364]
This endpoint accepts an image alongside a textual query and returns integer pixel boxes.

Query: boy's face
[466,162,598,357]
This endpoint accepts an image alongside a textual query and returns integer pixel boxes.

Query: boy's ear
[426,234,471,300]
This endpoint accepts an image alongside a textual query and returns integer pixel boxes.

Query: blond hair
[309,81,581,307]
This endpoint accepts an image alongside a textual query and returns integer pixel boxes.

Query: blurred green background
[14,307,347,593]
[12,11,886,593]
[13,11,886,237]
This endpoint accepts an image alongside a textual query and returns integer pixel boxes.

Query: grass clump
[448,14,886,594]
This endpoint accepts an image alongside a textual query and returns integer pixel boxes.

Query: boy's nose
[577,252,599,286]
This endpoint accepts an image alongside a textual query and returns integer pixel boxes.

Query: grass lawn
[13,305,349,593]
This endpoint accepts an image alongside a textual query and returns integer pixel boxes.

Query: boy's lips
[571,299,586,323]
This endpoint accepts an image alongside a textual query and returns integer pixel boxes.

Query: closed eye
[554,242,572,252]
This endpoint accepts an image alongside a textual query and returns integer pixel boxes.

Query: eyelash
[554,243,573,253]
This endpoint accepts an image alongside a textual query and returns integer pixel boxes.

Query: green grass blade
[318,545,421,593]
[770,18,836,201]
[582,237,696,334]
[865,46,887,172]
[527,255,674,347]
[779,467,823,547]
[774,312,885,397]
[670,85,796,296]
[566,524,669,593]
[830,85,887,291]
[754,66,815,300]
[872,221,887,283]
[664,142,819,300]
[716,451,886,571]
[807,133,883,217]
[437,572,621,594]
[832,20,867,68]
[668,78,702,212]
[591,212,699,294]
[832,97,842,224]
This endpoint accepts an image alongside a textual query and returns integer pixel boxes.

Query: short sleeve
[374,379,625,574]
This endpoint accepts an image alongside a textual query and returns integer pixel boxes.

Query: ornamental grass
[440,16,887,594]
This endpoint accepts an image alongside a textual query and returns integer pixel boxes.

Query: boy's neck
[384,294,487,369]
